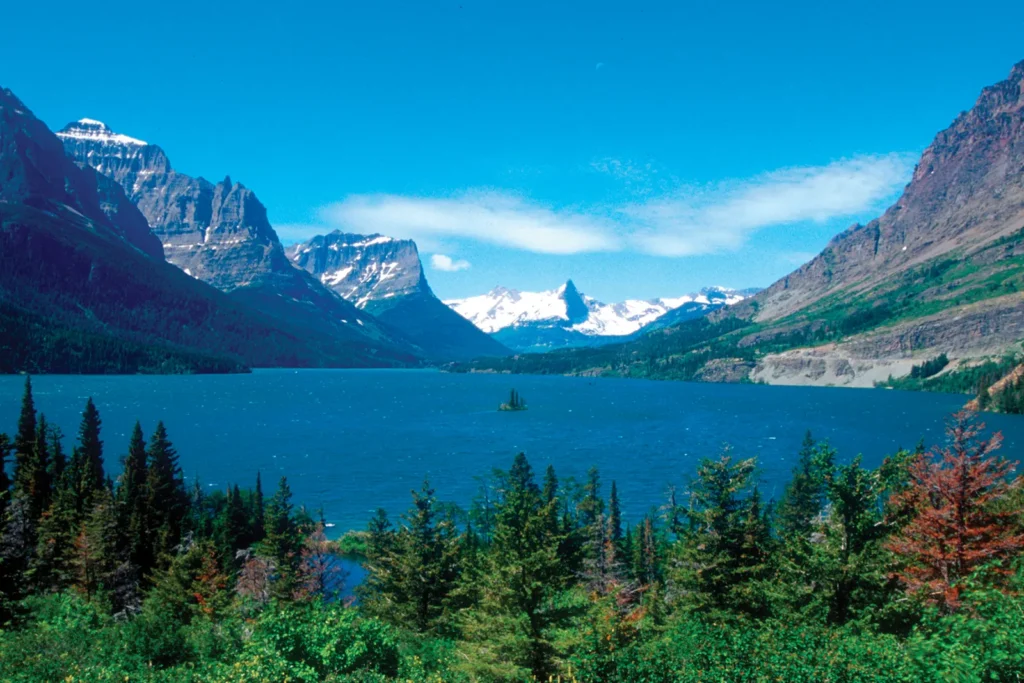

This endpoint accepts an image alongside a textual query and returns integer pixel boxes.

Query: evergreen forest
[2,377,1024,682]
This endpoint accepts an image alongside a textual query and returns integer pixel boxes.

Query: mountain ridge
[57,118,423,364]
[0,87,416,372]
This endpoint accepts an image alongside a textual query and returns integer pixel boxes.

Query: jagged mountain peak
[559,279,589,324]
[58,118,147,146]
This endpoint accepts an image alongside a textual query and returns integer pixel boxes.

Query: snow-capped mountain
[287,231,509,360]
[445,281,750,352]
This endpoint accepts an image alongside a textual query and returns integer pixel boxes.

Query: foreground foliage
[2,378,1024,681]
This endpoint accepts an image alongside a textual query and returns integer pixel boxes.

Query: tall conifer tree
[146,422,187,564]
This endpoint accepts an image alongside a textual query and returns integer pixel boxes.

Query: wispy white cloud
[306,154,914,257]
[320,191,619,255]
[430,254,471,272]
[624,154,915,256]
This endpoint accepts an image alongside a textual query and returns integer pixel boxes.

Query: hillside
[458,60,1024,391]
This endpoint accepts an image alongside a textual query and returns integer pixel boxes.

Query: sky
[5,0,1024,301]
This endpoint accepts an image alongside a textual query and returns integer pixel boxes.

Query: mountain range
[459,60,1024,389]
[0,88,417,372]
[54,118,424,361]
[445,281,752,352]
[8,58,1023,388]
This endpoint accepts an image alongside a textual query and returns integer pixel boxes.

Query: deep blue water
[2,369,1023,533]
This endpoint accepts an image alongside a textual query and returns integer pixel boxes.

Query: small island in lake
[499,388,528,411]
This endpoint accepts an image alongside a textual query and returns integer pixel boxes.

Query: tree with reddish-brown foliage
[886,411,1024,610]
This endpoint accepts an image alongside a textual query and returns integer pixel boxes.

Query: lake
[2,369,1022,533]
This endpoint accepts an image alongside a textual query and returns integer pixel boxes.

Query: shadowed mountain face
[1,107,163,261]
[287,232,509,360]
[0,88,418,372]
[58,119,421,362]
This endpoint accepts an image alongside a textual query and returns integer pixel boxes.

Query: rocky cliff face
[287,231,509,360]
[747,60,1024,323]
[59,120,299,290]
[287,232,427,306]
[58,120,418,359]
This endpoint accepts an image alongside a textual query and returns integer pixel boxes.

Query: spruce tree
[251,471,266,544]
[674,449,761,614]
[578,466,604,533]
[47,425,66,487]
[13,377,36,474]
[459,453,567,681]
[362,479,461,633]
[118,422,151,573]
[73,487,122,601]
[75,398,105,505]
[0,495,34,621]
[887,412,1024,610]
[146,422,188,565]
[216,485,249,568]
[32,482,78,595]
[777,431,834,539]
[261,477,301,598]
[0,434,11,523]
[607,480,622,545]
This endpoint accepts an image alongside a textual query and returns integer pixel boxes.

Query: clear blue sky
[5,0,1024,301]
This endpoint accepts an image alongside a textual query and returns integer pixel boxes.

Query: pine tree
[117,422,151,574]
[458,453,567,681]
[13,377,36,475]
[251,471,265,544]
[146,422,188,565]
[777,431,834,538]
[0,434,11,523]
[47,425,66,487]
[216,484,249,568]
[578,466,604,533]
[607,480,622,545]
[886,412,1024,610]
[260,476,301,598]
[75,398,105,506]
[673,449,760,614]
[362,479,461,633]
